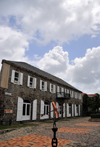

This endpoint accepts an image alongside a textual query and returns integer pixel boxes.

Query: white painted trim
[33,78,37,88]
[45,82,47,91]
[40,100,44,119]
[16,97,23,121]
[32,99,37,120]
[40,80,42,90]
[72,104,74,116]
[79,105,80,116]
[19,73,23,85]
[51,102,53,118]
[11,70,15,83]
[27,75,30,87]
[63,103,65,117]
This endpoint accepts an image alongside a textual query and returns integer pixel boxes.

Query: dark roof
[2,59,82,92]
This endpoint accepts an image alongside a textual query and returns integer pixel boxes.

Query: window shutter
[33,78,36,88]
[72,104,74,116]
[67,89,69,93]
[50,83,51,92]
[79,105,80,116]
[53,85,55,93]
[11,70,15,83]
[63,103,65,117]
[19,73,23,85]
[45,82,47,91]
[61,88,64,92]
[27,75,30,87]
[16,97,23,121]
[32,99,37,120]
[65,89,67,93]
[67,103,69,117]
[79,94,81,100]
[75,104,76,116]
[40,80,42,90]
[72,91,74,98]
[40,100,44,119]
[57,86,59,92]
[51,102,53,118]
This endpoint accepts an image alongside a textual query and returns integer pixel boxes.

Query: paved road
[0,117,100,147]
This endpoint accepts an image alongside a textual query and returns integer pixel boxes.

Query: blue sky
[0,0,100,94]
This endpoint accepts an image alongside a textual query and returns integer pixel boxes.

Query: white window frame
[75,92,77,98]
[29,77,33,88]
[50,83,55,93]
[40,80,47,91]
[44,102,49,115]
[79,93,82,100]
[11,70,23,85]
[27,75,36,88]
[14,71,19,84]
[23,103,31,116]
[65,89,67,93]
[42,81,45,91]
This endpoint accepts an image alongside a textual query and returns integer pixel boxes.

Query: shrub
[91,113,100,118]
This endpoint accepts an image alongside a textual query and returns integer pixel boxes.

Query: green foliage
[91,113,100,118]
[89,93,100,112]
[83,94,89,112]
[83,93,100,115]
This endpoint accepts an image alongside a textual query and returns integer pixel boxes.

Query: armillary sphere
[41,101,63,147]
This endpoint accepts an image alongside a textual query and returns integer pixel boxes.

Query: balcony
[56,92,70,98]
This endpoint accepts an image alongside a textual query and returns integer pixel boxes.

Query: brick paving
[0,117,100,147]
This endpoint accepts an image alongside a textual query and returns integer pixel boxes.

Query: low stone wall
[88,118,100,122]
[0,128,17,134]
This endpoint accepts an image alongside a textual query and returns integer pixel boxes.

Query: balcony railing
[56,92,70,98]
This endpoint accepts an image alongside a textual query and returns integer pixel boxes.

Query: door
[22,103,31,120]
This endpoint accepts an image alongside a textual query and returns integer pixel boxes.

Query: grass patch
[39,121,53,123]
[0,124,38,130]
[57,119,70,122]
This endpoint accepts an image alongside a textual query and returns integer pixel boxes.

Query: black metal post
[51,120,58,147]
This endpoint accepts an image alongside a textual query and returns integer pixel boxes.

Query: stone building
[0,59,82,124]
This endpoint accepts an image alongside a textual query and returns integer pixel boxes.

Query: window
[11,70,23,85]
[51,84,53,92]
[30,77,33,88]
[70,91,73,98]
[42,81,45,91]
[14,72,19,84]
[27,75,36,88]
[40,80,47,91]
[50,84,55,93]
[23,104,26,115]
[75,92,77,98]
[59,87,62,94]
[44,102,49,115]
[76,105,78,113]
[58,103,62,114]
[65,89,67,93]
[69,104,71,114]
[23,100,31,116]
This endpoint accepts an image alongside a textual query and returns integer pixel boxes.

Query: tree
[83,94,89,114]
[90,93,100,113]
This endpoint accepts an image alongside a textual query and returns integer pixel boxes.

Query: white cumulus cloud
[37,46,69,78]
[37,46,100,93]
[0,26,29,67]
[0,0,100,44]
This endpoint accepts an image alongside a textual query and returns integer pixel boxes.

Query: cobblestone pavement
[0,117,100,147]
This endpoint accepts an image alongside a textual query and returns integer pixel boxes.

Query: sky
[0,0,100,94]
